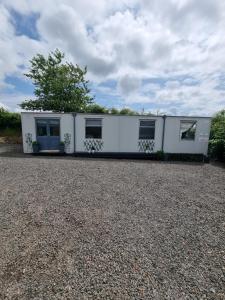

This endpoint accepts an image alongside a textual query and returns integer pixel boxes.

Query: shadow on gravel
[210,161,225,169]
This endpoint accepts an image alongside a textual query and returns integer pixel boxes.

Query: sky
[0,0,225,116]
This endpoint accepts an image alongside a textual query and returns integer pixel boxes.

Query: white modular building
[21,112,211,156]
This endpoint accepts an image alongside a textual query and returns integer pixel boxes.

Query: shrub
[155,150,165,160]
[208,139,225,161]
[0,108,21,136]
[209,110,225,162]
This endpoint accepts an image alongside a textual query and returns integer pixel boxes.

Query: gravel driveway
[0,157,224,299]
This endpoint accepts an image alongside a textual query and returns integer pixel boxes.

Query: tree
[0,107,21,130]
[119,108,138,115]
[209,109,225,161]
[110,108,119,114]
[86,104,109,114]
[210,110,225,140]
[20,49,93,112]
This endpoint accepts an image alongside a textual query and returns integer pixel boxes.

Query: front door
[36,119,60,150]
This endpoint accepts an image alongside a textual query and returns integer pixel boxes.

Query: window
[36,119,60,137]
[139,120,155,139]
[37,120,47,136]
[49,120,60,136]
[85,119,102,139]
[180,121,197,140]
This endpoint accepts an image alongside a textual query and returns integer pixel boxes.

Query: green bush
[85,104,109,114]
[0,108,21,135]
[155,150,165,160]
[209,110,225,161]
[209,139,225,161]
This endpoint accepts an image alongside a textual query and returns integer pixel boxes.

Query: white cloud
[0,0,225,114]
[118,75,141,95]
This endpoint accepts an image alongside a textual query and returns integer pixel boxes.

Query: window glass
[86,119,102,126]
[180,121,197,140]
[140,120,155,127]
[139,120,155,139]
[36,119,60,137]
[49,124,60,136]
[85,119,102,139]
[49,119,60,125]
[37,124,47,136]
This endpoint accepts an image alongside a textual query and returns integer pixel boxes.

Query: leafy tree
[209,109,225,161]
[119,108,138,115]
[20,49,93,112]
[210,110,225,140]
[86,104,109,114]
[110,108,120,114]
[0,107,21,130]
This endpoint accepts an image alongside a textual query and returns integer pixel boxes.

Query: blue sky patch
[4,76,34,95]
[10,10,40,40]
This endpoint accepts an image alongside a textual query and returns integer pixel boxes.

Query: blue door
[36,119,60,150]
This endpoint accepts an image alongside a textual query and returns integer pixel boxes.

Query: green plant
[209,110,225,161]
[32,141,39,145]
[110,108,119,114]
[60,141,65,145]
[20,49,93,112]
[208,139,225,161]
[85,104,109,114]
[156,150,165,160]
[0,107,21,133]
[119,108,138,115]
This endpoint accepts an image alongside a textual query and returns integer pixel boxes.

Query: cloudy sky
[0,0,225,115]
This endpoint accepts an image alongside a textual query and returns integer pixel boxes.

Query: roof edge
[21,111,211,118]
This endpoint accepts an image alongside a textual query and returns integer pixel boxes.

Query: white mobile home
[21,112,211,156]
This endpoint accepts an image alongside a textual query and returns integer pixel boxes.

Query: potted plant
[32,141,39,153]
[59,141,65,153]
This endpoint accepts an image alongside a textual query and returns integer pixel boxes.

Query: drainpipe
[161,115,166,152]
[72,113,76,154]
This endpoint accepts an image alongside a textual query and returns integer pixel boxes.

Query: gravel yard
[0,157,224,300]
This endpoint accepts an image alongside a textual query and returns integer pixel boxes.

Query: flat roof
[21,111,211,119]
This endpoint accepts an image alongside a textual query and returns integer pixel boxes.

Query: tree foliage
[20,49,93,112]
[0,107,21,130]
[209,109,225,161]
[85,104,109,114]
[85,105,142,115]
[119,108,137,115]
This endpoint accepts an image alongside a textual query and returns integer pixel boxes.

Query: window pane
[49,125,60,136]
[37,125,47,136]
[140,120,155,127]
[49,119,59,125]
[180,121,196,140]
[139,120,155,139]
[139,127,155,139]
[86,119,102,126]
[86,126,102,139]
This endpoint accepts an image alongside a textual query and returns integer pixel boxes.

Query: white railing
[138,140,155,153]
[84,139,103,152]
